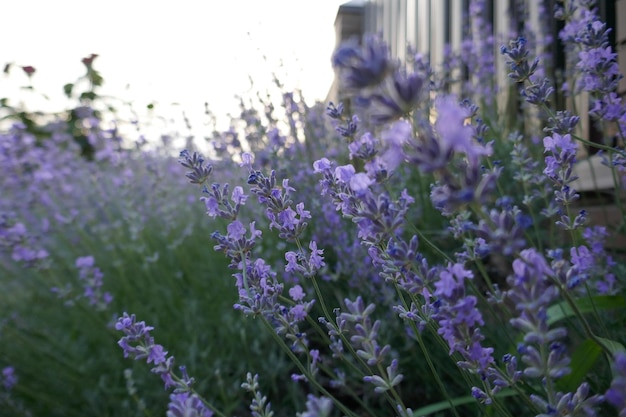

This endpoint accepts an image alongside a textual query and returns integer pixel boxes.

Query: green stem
[554,281,613,355]
[309,276,400,409]
[315,362,379,417]
[394,286,462,417]
[258,317,360,417]
[540,343,557,406]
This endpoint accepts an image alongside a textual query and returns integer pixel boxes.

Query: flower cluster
[558,0,626,144]
[0,213,49,267]
[332,34,427,124]
[606,352,626,416]
[50,255,112,309]
[434,263,494,376]
[1,367,17,391]
[183,151,325,360]
[115,313,214,417]
[75,256,112,309]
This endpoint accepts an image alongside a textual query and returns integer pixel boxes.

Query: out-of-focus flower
[21,66,35,77]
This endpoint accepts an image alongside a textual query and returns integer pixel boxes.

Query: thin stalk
[394,286,462,417]
[553,280,613,355]
[309,276,400,409]
[258,317,361,417]
[315,362,379,417]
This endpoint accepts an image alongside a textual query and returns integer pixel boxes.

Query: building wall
[364,0,466,67]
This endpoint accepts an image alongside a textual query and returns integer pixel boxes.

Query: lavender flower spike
[297,395,333,417]
[332,34,393,91]
[1,367,17,391]
[75,255,113,309]
[179,150,213,185]
[434,263,494,372]
[167,392,213,417]
[434,95,492,163]
[606,352,626,416]
[116,313,184,391]
[115,313,167,366]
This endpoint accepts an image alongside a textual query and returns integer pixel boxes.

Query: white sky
[1,0,346,133]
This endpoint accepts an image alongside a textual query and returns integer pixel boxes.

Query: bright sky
[1,0,346,134]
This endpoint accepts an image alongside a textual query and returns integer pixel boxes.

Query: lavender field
[2,1,626,416]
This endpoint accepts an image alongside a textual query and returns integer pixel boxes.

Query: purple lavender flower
[332,34,393,91]
[179,150,213,185]
[297,394,333,417]
[564,4,622,95]
[353,189,415,244]
[115,312,207,399]
[166,392,213,417]
[434,96,473,152]
[434,95,492,163]
[543,132,581,228]
[378,120,411,173]
[363,359,404,394]
[0,215,49,268]
[348,132,378,161]
[578,46,621,91]
[240,152,254,169]
[367,69,426,123]
[581,226,617,294]
[334,164,356,184]
[211,220,262,268]
[1,367,17,391]
[288,284,305,301]
[202,183,249,220]
[471,386,492,405]
[430,163,500,216]
[433,263,494,372]
[500,37,539,84]
[474,205,529,257]
[326,102,344,120]
[231,257,285,318]
[487,354,523,394]
[241,373,274,417]
[349,173,374,194]
[403,126,454,173]
[75,255,112,309]
[589,92,625,122]
[313,158,332,174]
[557,0,626,145]
[285,241,325,279]
[334,115,359,139]
[544,111,580,135]
[506,249,573,386]
[606,352,626,416]
[246,170,310,242]
[383,235,436,295]
[209,204,313,349]
[115,313,179,391]
[184,151,324,360]
[116,313,164,364]
[530,382,604,416]
[521,78,555,105]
